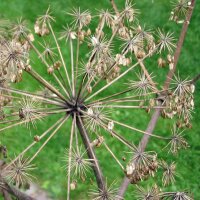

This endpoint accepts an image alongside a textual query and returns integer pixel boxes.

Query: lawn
[0,0,200,199]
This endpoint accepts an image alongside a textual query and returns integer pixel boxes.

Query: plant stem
[0,179,35,200]
[76,115,105,191]
[48,22,72,93]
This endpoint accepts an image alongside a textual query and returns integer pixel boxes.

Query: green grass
[0,0,200,199]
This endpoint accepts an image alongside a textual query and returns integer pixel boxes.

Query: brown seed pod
[34,135,40,142]
[158,57,166,68]
[53,61,62,70]
[47,67,54,75]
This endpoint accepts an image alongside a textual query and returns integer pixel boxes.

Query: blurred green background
[0,0,200,199]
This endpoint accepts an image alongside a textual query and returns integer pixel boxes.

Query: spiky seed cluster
[128,71,156,97]
[160,160,176,186]
[166,125,188,154]
[89,180,121,200]
[3,156,35,188]
[65,146,93,180]
[162,75,194,128]
[0,39,29,83]
[126,147,158,184]
[170,0,192,23]
[135,185,193,200]
[34,7,55,36]
[157,29,176,54]
[135,184,160,200]
[18,97,41,128]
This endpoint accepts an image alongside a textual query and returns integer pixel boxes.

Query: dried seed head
[158,57,166,68]
[4,156,35,188]
[53,61,62,70]
[34,135,40,142]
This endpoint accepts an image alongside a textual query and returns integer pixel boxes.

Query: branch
[0,180,35,200]
[76,115,105,190]
[117,0,196,198]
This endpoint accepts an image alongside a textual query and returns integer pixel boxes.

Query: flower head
[4,156,35,188]
[161,160,176,186]
[166,125,188,154]
[67,8,91,29]
[89,180,122,200]
[64,146,93,179]
[157,29,176,53]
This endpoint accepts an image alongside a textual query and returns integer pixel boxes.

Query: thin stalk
[37,108,71,114]
[103,117,168,140]
[24,33,70,98]
[4,117,65,170]
[67,115,76,200]
[48,22,72,92]
[92,105,166,109]
[75,29,80,90]
[28,115,69,163]
[0,86,65,107]
[70,38,75,97]
[103,142,124,171]
[25,67,67,103]
[0,114,49,133]
[88,88,168,106]
[0,119,19,124]
[76,115,105,191]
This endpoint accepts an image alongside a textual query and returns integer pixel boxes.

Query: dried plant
[0,0,197,199]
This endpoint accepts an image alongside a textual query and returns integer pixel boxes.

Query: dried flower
[89,180,122,200]
[65,146,93,179]
[134,184,160,200]
[161,161,176,186]
[3,156,35,188]
[128,71,155,97]
[157,29,176,53]
[67,8,91,29]
[166,125,188,154]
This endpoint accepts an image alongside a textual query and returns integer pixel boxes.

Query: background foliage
[0,0,199,199]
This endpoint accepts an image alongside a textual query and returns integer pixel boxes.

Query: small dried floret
[12,18,30,39]
[0,40,29,82]
[171,74,191,96]
[170,0,191,23]
[67,8,91,29]
[64,146,93,179]
[162,191,193,200]
[161,160,176,186]
[84,107,110,132]
[166,125,188,154]
[128,71,156,97]
[123,0,139,22]
[59,25,76,42]
[89,180,122,200]
[157,29,176,53]
[39,40,57,60]
[34,7,55,36]
[4,156,35,188]
[134,184,160,200]
[97,9,114,27]
[18,97,41,128]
